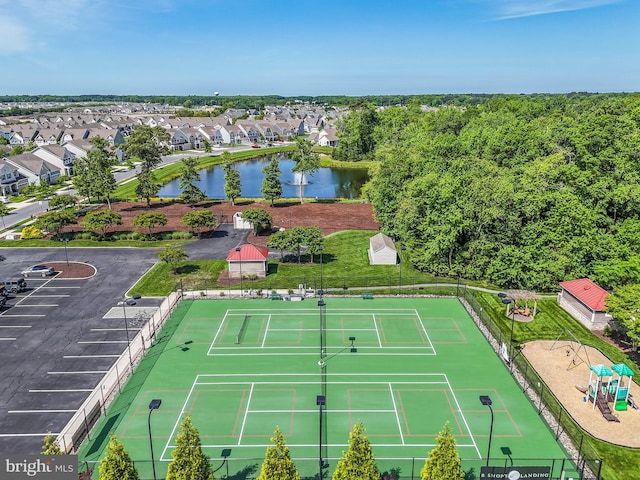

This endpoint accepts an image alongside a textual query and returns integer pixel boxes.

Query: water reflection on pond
[157,154,370,199]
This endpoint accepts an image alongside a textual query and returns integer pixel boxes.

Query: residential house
[3,152,61,186]
[33,144,75,176]
[0,159,28,196]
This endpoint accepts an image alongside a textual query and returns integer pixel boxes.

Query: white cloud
[477,0,621,19]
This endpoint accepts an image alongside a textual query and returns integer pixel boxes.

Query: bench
[361,293,374,300]
[271,293,283,300]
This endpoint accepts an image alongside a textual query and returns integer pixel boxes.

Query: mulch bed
[64,201,380,246]
[48,262,96,279]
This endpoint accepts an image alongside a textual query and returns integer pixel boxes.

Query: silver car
[21,265,55,277]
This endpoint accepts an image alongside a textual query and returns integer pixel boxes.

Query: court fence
[73,284,603,480]
[461,287,602,480]
[57,290,183,453]
[79,454,589,480]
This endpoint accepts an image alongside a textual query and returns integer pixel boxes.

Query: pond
[157,154,370,199]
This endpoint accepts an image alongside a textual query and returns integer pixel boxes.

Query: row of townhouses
[0,104,342,197]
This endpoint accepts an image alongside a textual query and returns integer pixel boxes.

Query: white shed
[368,233,397,265]
[233,212,252,230]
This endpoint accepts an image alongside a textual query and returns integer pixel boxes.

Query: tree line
[334,94,640,294]
[45,416,466,480]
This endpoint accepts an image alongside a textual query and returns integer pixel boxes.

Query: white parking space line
[0,314,46,317]
[77,340,128,344]
[8,409,76,414]
[29,389,93,393]
[40,286,81,289]
[29,295,71,298]
[12,304,59,307]
[0,325,31,328]
[48,371,108,374]
[63,355,120,358]
[0,338,16,341]
[91,327,141,332]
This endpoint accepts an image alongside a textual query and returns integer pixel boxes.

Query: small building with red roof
[226,244,270,278]
[558,278,611,330]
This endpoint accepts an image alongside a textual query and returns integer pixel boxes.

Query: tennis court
[79,297,579,479]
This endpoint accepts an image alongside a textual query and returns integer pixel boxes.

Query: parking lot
[0,247,163,453]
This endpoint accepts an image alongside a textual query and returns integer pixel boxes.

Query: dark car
[21,265,55,277]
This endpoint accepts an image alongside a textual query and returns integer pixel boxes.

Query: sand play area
[523,340,640,447]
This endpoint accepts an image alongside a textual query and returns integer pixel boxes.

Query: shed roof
[226,244,269,261]
[559,278,608,311]
[369,233,396,253]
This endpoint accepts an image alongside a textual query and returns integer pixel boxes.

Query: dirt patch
[66,201,380,246]
[522,340,640,447]
[48,262,96,279]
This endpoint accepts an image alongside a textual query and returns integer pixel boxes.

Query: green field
[79,298,579,479]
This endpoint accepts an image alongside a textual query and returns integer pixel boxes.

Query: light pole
[63,238,69,266]
[148,399,161,480]
[501,296,516,367]
[319,246,324,294]
[235,246,243,296]
[121,298,136,366]
[398,244,406,295]
[317,337,356,478]
[480,395,494,467]
[318,298,326,360]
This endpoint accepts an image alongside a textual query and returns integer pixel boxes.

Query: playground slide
[596,394,620,422]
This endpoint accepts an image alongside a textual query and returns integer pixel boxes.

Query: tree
[99,434,139,480]
[81,210,122,237]
[241,208,273,235]
[0,203,10,228]
[203,140,212,153]
[157,246,189,274]
[72,137,117,207]
[35,183,55,203]
[132,212,167,236]
[334,102,379,161]
[605,284,640,351]
[33,210,76,238]
[122,125,170,207]
[256,426,300,480]
[41,432,63,455]
[332,422,379,480]
[290,138,320,204]
[165,416,214,480]
[182,210,217,237]
[420,422,465,480]
[179,157,207,205]
[49,194,77,210]
[223,162,241,206]
[261,158,282,206]
[19,225,44,239]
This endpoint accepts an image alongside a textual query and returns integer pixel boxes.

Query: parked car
[21,265,55,277]
[4,277,26,293]
[251,144,261,148]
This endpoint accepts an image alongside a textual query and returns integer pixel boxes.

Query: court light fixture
[148,399,162,480]
[479,395,494,467]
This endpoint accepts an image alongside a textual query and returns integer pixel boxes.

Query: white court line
[415,309,436,353]
[267,328,376,332]
[261,314,271,348]
[373,314,382,347]
[237,383,254,446]
[209,313,227,352]
[444,374,481,459]
[247,409,395,413]
[389,383,405,445]
[162,378,200,461]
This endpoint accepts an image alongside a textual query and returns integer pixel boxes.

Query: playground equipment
[611,363,634,411]
[587,364,620,422]
[551,329,592,370]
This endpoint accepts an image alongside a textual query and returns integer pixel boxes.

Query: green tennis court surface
[79,298,579,479]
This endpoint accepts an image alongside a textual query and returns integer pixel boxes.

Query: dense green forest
[350,94,640,292]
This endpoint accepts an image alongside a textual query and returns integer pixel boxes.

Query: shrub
[20,225,44,239]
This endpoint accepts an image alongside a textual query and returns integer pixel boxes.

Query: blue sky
[0,0,636,96]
